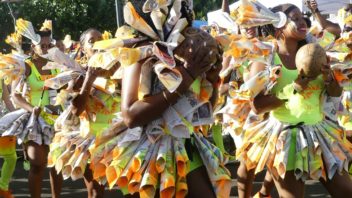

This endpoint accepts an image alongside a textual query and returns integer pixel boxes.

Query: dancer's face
[33,36,51,55]
[82,30,102,59]
[282,8,307,40]
[56,40,65,52]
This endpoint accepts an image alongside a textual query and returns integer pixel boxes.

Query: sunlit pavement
[1,158,331,197]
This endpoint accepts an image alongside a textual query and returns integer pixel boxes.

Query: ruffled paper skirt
[0,109,54,145]
[338,91,352,132]
[48,105,97,180]
[0,101,9,118]
[86,123,232,198]
[48,130,95,180]
[215,97,253,149]
[49,101,232,197]
[237,115,352,181]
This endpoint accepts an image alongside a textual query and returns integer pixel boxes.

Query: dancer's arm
[248,62,286,114]
[121,61,194,128]
[321,64,342,97]
[307,0,341,37]
[2,80,15,111]
[11,65,39,115]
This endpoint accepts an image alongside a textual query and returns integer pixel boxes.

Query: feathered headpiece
[16,18,41,45]
[231,0,287,28]
[40,19,52,31]
[5,32,22,51]
[0,53,26,85]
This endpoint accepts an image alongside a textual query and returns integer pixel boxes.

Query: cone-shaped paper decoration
[40,19,52,31]
[16,18,41,45]
[143,0,172,13]
[115,25,138,39]
[124,2,159,40]
[93,37,148,51]
[0,53,26,85]
[5,32,22,51]
[102,31,113,40]
[233,0,287,28]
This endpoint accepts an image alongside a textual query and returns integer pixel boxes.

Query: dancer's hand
[32,106,41,117]
[305,0,319,13]
[71,94,88,116]
[321,64,334,85]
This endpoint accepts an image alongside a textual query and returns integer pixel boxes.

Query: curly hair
[37,30,51,38]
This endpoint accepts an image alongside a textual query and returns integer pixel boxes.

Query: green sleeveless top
[270,54,324,125]
[271,54,298,93]
[86,80,121,137]
[26,60,57,107]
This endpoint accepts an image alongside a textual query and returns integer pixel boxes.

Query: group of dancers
[1,0,352,198]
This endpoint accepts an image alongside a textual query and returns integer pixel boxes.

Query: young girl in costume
[0,78,16,198]
[48,28,122,198]
[214,1,277,197]
[0,19,59,198]
[0,33,24,198]
[218,25,275,198]
[238,4,352,198]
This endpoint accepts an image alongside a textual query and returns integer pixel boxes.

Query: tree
[0,0,121,52]
[193,0,237,20]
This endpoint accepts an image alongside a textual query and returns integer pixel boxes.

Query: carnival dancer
[0,19,60,198]
[47,28,121,198]
[0,32,25,198]
[0,79,17,198]
[83,1,232,198]
[237,4,352,198]
[214,1,277,197]
[328,14,352,147]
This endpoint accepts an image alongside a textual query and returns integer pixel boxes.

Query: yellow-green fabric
[212,124,225,153]
[26,60,57,107]
[340,116,352,131]
[26,60,58,125]
[0,152,17,191]
[0,136,17,191]
[239,61,250,79]
[189,139,203,172]
[270,54,324,125]
[87,89,120,137]
[286,128,297,171]
[271,54,298,94]
[273,76,324,125]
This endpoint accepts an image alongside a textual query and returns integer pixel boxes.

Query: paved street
[1,156,332,198]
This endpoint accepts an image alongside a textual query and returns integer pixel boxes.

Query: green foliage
[193,0,237,20]
[0,0,122,52]
[193,0,220,20]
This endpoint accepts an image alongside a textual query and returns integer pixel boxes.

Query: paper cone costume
[80,0,231,197]
[16,18,41,45]
[232,0,287,28]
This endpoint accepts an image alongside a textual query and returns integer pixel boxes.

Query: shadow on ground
[1,158,331,197]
